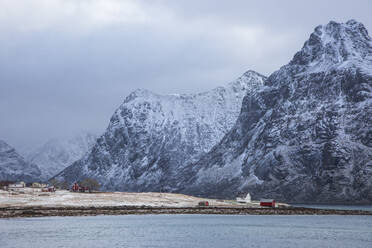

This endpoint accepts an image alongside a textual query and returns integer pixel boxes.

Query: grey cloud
[0,0,371,151]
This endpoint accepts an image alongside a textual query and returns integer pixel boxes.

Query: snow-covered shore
[0,189,256,208]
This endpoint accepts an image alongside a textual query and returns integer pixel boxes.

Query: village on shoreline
[1,181,371,218]
[0,180,280,208]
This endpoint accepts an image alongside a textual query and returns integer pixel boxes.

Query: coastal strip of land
[1,189,371,218]
[1,206,372,218]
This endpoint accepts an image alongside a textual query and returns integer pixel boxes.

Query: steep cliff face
[0,140,41,182]
[26,132,97,180]
[181,20,372,203]
[56,71,266,191]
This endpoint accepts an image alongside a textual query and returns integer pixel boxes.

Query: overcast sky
[1,0,371,152]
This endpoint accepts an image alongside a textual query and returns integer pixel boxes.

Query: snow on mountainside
[55,71,266,190]
[180,20,372,203]
[27,132,97,180]
[0,140,41,182]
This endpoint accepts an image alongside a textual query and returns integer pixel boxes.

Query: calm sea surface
[292,204,372,211]
[1,214,372,248]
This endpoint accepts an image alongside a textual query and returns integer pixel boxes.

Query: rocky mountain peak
[241,70,267,79]
[123,88,157,104]
[231,70,267,90]
[287,20,371,74]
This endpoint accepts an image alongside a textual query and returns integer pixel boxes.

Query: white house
[236,193,251,203]
[8,182,26,189]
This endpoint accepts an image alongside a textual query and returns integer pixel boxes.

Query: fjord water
[1,215,372,248]
[292,205,372,211]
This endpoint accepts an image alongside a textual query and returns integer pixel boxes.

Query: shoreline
[1,206,372,218]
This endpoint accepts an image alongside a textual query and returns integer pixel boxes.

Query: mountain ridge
[55,70,266,191]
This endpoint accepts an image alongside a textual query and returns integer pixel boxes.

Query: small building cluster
[235,192,277,208]
[71,182,90,193]
[41,186,56,192]
[1,181,26,191]
[8,182,26,189]
[198,201,209,206]
[0,181,56,193]
[31,182,48,188]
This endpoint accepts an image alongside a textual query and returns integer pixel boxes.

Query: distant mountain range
[2,20,371,204]
[0,132,97,182]
[0,140,41,182]
[26,132,97,180]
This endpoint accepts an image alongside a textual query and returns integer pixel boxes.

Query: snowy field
[0,188,260,208]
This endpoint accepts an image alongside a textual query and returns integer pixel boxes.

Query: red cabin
[71,183,79,192]
[260,199,276,207]
[71,183,90,193]
[79,186,90,193]
[198,201,209,207]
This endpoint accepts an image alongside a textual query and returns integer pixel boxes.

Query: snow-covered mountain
[27,132,97,180]
[0,140,41,182]
[55,71,266,190]
[179,20,372,203]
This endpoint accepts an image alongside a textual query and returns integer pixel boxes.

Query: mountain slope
[0,140,41,182]
[27,132,97,180]
[180,20,372,203]
[55,71,266,190]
